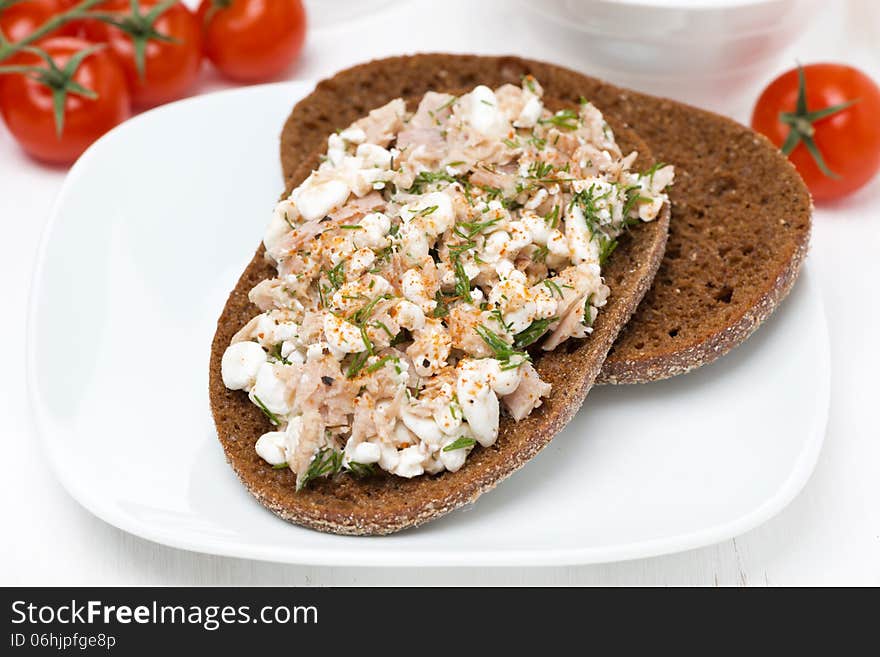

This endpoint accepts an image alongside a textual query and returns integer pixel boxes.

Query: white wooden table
[2,0,878,586]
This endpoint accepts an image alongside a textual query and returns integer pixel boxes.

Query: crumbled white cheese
[255,431,287,466]
[295,178,350,222]
[221,341,267,390]
[251,362,292,415]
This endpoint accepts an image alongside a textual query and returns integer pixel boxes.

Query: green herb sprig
[433,291,450,318]
[539,108,580,131]
[583,293,596,328]
[406,170,458,194]
[543,279,565,298]
[346,461,377,478]
[297,448,343,491]
[598,235,618,265]
[270,343,291,365]
[346,351,370,379]
[443,437,477,452]
[513,316,558,349]
[350,294,392,326]
[325,261,346,289]
[543,204,559,229]
[364,354,396,375]
[453,258,473,303]
[474,324,528,369]
[252,395,281,427]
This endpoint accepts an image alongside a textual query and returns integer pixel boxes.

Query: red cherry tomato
[85,0,203,108]
[0,0,65,42]
[0,36,131,164]
[751,63,880,202]
[197,0,306,82]
[51,0,109,40]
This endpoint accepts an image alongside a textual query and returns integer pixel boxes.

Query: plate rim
[25,81,831,568]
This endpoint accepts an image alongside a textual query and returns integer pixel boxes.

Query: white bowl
[524,0,819,113]
[304,0,406,29]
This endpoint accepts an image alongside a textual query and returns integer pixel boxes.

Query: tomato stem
[777,64,861,179]
[0,1,180,81]
[89,0,180,80]
[203,0,231,26]
[25,43,105,136]
[0,64,46,75]
[0,0,106,63]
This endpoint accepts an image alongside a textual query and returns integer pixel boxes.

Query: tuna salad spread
[221,77,674,490]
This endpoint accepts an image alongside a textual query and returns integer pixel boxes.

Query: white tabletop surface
[2,0,878,586]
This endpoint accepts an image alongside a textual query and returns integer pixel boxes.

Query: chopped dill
[415,204,438,217]
[326,261,346,289]
[436,95,458,112]
[539,108,579,130]
[543,204,559,229]
[252,395,281,427]
[453,258,473,303]
[297,448,344,491]
[407,170,458,194]
[433,290,450,318]
[269,343,291,365]
[346,461,377,478]
[443,437,477,452]
[474,324,528,368]
[531,244,549,263]
[365,354,396,374]
[543,279,564,298]
[598,235,618,264]
[345,351,370,379]
[583,293,596,327]
[350,294,392,326]
[513,316,558,348]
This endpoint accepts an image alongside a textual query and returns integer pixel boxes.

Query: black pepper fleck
[321,376,334,386]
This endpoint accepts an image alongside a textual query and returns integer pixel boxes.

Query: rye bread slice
[209,105,670,535]
[279,54,812,384]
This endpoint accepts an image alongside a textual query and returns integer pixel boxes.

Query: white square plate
[27,82,830,566]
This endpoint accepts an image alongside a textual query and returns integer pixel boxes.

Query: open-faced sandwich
[210,54,810,535]
[210,73,671,534]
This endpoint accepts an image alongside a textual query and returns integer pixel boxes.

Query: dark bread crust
[279,54,812,384]
[209,103,669,535]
